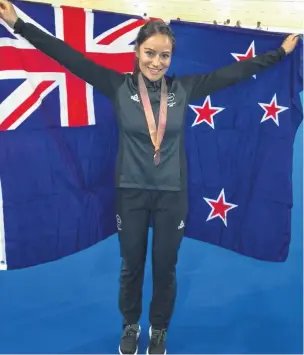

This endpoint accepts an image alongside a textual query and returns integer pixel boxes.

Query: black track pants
[116,188,188,330]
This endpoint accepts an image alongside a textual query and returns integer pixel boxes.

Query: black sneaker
[119,324,141,354]
[146,326,167,354]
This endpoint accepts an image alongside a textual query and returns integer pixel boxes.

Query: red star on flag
[231,41,256,78]
[189,96,225,129]
[258,94,289,126]
[203,189,238,227]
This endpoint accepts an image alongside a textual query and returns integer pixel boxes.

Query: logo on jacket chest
[131,93,176,107]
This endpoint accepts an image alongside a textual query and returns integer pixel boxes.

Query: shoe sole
[146,326,167,355]
[118,325,141,355]
[146,348,167,355]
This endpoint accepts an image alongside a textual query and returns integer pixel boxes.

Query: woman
[0,1,299,354]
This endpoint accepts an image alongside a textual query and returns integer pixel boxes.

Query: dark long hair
[133,20,176,74]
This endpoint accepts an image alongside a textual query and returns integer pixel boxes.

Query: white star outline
[231,41,256,79]
[189,96,225,129]
[258,93,289,126]
[203,189,238,227]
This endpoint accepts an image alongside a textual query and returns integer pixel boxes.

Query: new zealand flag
[0,0,302,269]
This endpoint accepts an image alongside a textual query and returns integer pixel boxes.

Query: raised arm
[180,34,299,101]
[0,0,125,99]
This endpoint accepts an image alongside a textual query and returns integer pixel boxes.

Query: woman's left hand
[281,34,300,54]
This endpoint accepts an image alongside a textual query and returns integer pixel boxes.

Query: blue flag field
[0,0,302,270]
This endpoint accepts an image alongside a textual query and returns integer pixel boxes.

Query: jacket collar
[132,71,162,90]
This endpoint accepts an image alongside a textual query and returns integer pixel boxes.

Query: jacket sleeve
[13,18,125,99]
[179,47,286,101]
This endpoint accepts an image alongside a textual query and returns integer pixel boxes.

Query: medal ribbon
[138,72,168,166]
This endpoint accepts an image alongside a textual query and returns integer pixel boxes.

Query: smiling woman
[0,0,302,355]
[134,21,175,82]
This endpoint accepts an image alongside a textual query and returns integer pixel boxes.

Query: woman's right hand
[0,0,18,28]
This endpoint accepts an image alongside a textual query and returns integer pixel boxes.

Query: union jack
[0,4,149,130]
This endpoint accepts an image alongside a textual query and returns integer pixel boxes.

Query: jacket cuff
[13,18,25,34]
[277,46,286,59]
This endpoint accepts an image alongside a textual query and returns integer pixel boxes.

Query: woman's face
[136,33,173,82]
